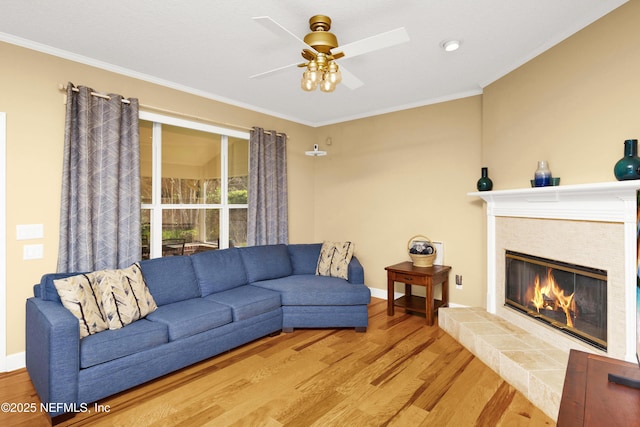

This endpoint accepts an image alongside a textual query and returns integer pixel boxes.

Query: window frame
[139,111,249,258]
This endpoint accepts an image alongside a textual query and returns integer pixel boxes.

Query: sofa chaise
[25,243,370,418]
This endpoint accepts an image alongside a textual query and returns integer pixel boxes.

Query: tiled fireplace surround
[439,181,639,419]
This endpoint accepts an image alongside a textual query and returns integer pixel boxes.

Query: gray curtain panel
[57,83,141,272]
[247,127,289,246]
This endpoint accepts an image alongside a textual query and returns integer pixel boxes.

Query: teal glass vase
[614,139,640,181]
[476,167,493,191]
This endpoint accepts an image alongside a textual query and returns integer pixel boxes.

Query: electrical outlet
[455,274,463,289]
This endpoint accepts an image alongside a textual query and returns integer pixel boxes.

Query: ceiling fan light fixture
[298,16,345,93]
[301,77,317,91]
[301,55,341,92]
[442,39,461,52]
[304,61,320,83]
[251,15,410,93]
[319,79,336,93]
[327,61,342,84]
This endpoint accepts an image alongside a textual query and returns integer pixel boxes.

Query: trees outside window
[140,113,249,259]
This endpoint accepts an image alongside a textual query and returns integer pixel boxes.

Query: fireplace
[505,250,607,351]
[470,181,640,362]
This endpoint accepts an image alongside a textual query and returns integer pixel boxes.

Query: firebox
[505,250,607,351]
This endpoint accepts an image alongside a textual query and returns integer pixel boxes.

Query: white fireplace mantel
[469,181,640,361]
[469,180,640,223]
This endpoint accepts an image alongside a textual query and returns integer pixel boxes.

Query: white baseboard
[369,287,410,300]
[369,287,389,300]
[4,351,25,371]
[447,302,468,308]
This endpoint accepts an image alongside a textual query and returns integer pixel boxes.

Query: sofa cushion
[191,248,248,296]
[316,241,354,280]
[204,285,281,321]
[252,275,371,306]
[79,319,169,368]
[288,243,322,275]
[38,272,89,303]
[146,298,232,341]
[95,263,157,330]
[54,273,109,338]
[239,244,292,283]
[139,256,201,306]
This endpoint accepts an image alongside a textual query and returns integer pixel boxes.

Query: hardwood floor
[0,298,554,426]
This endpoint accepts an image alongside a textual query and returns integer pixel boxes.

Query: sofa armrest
[348,256,365,284]
[26,297,80,415]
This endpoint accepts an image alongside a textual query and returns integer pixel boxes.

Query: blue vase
[476,167,493,191]
[534,161,552,187]
[614,139,640,181]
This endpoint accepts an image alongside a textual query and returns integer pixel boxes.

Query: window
[140,112,249,259]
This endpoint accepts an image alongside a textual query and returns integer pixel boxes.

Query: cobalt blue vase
[534,161,552,187]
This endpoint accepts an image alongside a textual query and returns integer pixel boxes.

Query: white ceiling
[0,0,628,127]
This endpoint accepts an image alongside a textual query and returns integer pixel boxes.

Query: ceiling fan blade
[252,16,310,50]
[335,27,410,59]
[339,66,364,90]
[249,61,301,79]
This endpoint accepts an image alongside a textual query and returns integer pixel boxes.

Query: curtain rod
[58,83,132,104]
[57,83,285,135]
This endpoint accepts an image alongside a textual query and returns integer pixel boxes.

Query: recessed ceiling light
[442,40,461,52]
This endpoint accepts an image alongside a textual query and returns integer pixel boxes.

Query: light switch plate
[23,244,44,260]
[16,224,44,240]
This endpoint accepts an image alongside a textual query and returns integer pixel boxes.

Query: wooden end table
[385,261,451,326]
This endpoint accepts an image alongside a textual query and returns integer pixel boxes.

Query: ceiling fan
[250,15,410,91]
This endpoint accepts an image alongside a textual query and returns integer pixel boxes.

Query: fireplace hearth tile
[510,333,559,353]
[544,348,571,365]
[458,324,478,353]
[438,307,565,421]
[460,321,514,336]
[499,352,530,396]
[493,321,529,335]
[475,337,501,372]
[478,333,535,352]
[502,350,565,371]
[442,310,489,325]
[530,369,565,417]
[439,309,497,344]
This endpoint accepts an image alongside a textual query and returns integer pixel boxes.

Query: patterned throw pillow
[54,273,109,338]
[316,241,354,280]
[95,263,157,330]
[55,263,158,338]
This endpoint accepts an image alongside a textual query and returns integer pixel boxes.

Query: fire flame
[528,268,576,327]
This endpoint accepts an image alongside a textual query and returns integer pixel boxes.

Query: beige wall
[482,0,640,188]
[314,97,484,304]
[2,0,639,358]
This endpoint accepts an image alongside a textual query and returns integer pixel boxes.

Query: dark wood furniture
[385,261,451,326]
[558,349,640,426]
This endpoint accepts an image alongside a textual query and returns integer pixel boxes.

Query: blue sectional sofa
[25,243,370,418]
